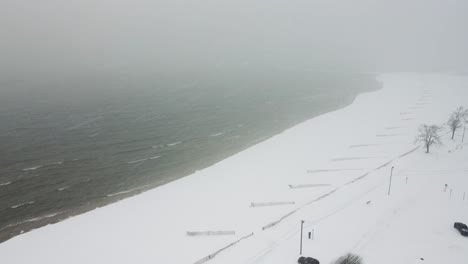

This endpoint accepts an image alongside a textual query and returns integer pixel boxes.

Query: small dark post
[406,177,408,184]
[308,229,315,240]
[388,166,394,195]
[299,220,304,255]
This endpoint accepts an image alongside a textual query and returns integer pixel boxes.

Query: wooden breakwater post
[250,201,295,207]
[289,184,331,189]
[186,231,236,237]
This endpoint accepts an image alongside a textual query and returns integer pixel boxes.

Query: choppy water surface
[0,69,379,242]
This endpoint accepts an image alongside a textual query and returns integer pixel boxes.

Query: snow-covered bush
[333,253,363,264]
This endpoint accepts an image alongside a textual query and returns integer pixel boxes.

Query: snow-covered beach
[1,73,467,264]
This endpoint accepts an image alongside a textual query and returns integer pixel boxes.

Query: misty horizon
[1,0,468,82]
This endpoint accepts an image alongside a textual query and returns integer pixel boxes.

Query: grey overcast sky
[1,0,468,79]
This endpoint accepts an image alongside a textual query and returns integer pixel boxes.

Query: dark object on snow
[298,256,320,264]
[454,222,468,237]
[333,253,363,264]
[454,222,467,230]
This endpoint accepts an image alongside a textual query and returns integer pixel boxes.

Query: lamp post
[462,125,465,144]
[388,166,394,196]
[299,220,304,255]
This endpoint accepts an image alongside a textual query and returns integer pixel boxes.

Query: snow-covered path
[239,139,468,264]
[1,73,467,264]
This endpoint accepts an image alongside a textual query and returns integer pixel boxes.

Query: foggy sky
[1,0,468,80]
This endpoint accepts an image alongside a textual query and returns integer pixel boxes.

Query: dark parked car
[454,222,468,237]
[298,256,320,264]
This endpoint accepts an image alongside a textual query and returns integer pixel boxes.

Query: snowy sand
[1,73,468,264]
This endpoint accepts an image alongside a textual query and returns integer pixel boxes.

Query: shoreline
[0,75,380,244]
[2,73,460,263]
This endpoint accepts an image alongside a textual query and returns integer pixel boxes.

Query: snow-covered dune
[1,73,468,264]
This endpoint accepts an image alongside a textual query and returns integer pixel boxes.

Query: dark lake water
[0,69,379,242]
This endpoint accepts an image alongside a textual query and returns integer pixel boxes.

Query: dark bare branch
[415,124,442,153]
[447,106,468,140]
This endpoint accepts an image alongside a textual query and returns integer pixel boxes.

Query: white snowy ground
[1,73,467,264]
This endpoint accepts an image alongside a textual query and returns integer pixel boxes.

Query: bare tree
[447,106,468,140]
[415,124,442,153]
